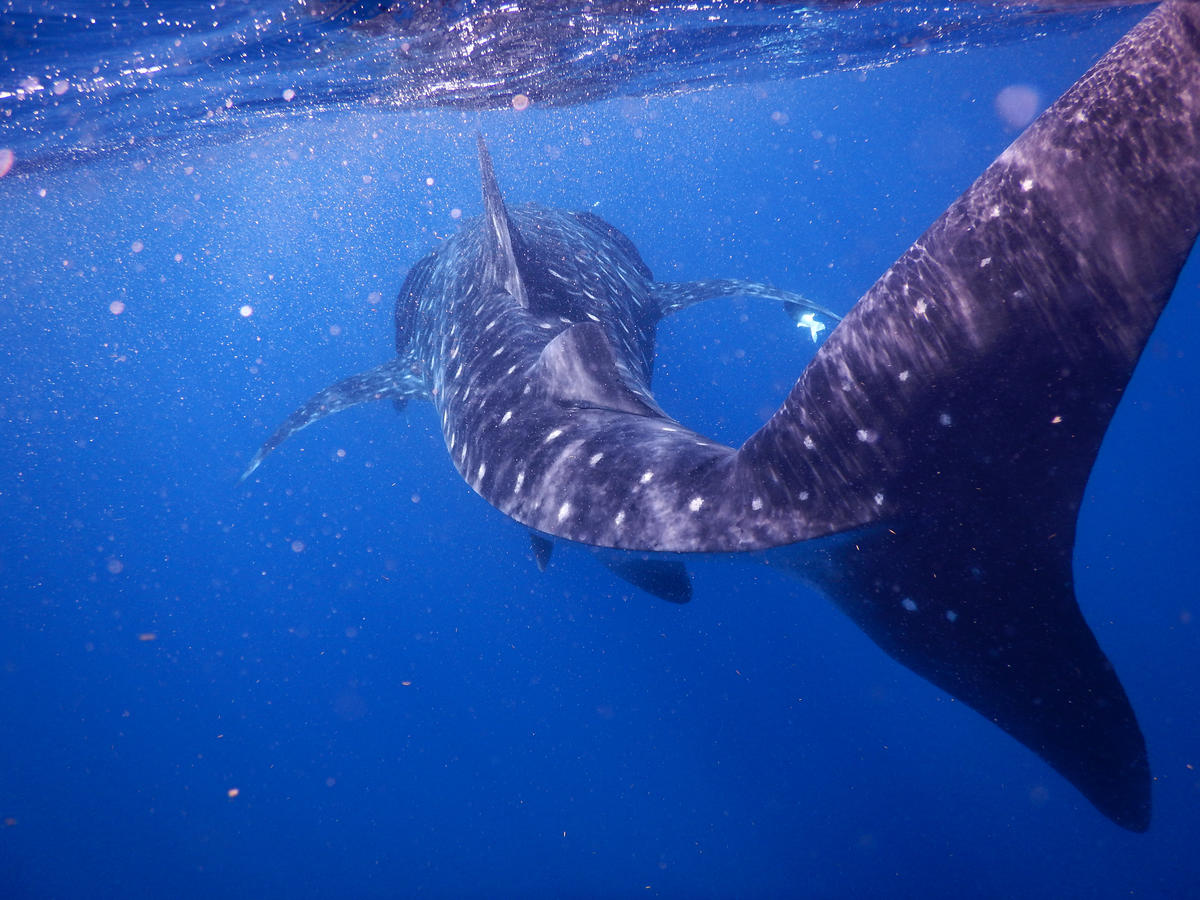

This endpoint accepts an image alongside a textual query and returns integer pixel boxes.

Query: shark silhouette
[242,1,1200,832]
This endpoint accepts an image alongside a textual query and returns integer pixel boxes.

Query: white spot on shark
[1021,177,1034,192]
[902,597,918,612]
[501,410,513,425]
[803,436,816,450]
[545,428,563,443]
[899,370,911,382]
[614,510,626,527]
[640,471,654,484]
[751,497,763,511]
[689,496,704,512]
[589,452,604,467]
[914,299,928,317]
[477,463,486,480]
[939,412,952,426]
[514,471,525,493]
[874,492,885,506]
[557,501,571,522]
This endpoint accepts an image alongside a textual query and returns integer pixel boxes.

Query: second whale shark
[242,1,1200,832]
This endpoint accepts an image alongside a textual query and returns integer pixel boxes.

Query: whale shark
[241,1,1200,832]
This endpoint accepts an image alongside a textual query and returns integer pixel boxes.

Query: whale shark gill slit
[242,2,1200,832]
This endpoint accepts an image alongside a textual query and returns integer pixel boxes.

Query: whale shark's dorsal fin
[477,135,529,309]
[533,322,665,417]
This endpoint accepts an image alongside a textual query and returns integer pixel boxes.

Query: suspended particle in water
[995,84,1042,131]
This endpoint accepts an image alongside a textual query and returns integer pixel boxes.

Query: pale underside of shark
[242,1,1200,832]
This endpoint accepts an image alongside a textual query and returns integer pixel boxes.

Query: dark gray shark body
[242,1,1200,832]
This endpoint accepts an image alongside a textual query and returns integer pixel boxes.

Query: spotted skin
[243,1,1200,834]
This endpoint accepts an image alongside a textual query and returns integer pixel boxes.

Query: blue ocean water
[2,3,1198,898]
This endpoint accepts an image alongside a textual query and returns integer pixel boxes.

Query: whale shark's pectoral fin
[597,553,692,604]
[528,532,688,603]
[240,356,426,483]
[651,279,841,341]
[530,533,553,572]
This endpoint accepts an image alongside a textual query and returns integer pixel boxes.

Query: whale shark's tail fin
[797,513,1151,831]
[744,1,1200,830]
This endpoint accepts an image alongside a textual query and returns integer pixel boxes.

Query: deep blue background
[2,11,1198,898]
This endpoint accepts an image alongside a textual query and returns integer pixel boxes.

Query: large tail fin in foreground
[747,1,1200,830]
